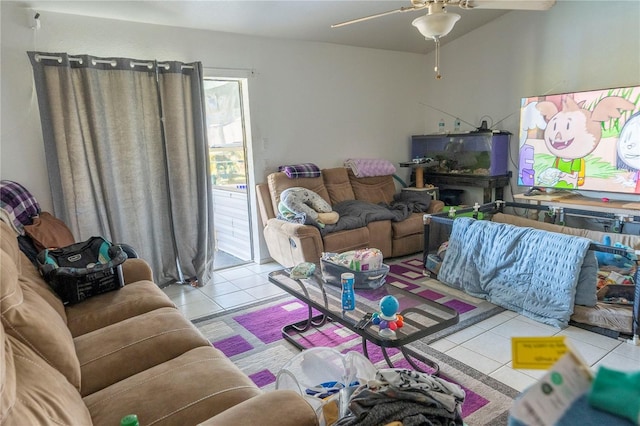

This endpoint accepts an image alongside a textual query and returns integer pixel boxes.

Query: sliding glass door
[203,78,253,269]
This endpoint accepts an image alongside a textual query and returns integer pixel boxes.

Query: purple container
[410,131,510,176]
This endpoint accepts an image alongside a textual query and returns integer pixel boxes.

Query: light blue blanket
[438,218,596,328]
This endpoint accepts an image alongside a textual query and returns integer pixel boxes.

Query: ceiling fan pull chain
[434,37,442,79]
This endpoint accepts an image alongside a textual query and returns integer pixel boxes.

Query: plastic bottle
[438,118,445,133]
[121,414,139,426]
[341,272,355,311]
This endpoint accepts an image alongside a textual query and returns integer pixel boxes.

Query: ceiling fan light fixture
[411,4,460,39]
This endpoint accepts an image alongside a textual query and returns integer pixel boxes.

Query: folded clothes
[344,159,396,178]
[335,368,465,426]
[278,163,321,178]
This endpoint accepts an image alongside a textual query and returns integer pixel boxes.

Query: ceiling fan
[332,0,556,79]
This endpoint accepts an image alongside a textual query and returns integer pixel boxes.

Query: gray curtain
[28,52,214,287]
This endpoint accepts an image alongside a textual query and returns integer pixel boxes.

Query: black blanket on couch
[319,196,430,236]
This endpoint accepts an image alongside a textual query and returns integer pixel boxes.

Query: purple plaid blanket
[0,180,41,234]
[278,163,321,179]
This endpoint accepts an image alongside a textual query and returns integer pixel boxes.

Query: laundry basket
[320,259,389,289]
[275,347,377,425]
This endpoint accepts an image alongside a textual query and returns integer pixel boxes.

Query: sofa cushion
[322,227,369,253]
[1,221,68,321]
[65,280,176,337]
[392,233,424,258]
[198,390,318,426]
[268,172,331,208]
[348,171,396,205]
[391,212,424,239]
[83,346,262,426]
[0,322,14,422]
[17,254,67,322]
[366,220,392,258]
[322,167,355,204]
[75,306,211,396]
[1,325,92,424]
[0,248,81,391]
[0,221,22,264]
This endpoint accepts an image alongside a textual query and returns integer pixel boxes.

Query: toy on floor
[594,236,635,270]
[371,295,404,338]
[278,187,339,228]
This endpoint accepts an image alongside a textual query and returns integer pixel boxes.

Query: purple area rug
[193,256,516,425]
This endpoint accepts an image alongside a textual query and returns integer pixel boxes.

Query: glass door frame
[203,68,255,265]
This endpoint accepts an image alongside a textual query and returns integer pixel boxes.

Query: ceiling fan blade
[458,0,556,10]
[331,5,425,28]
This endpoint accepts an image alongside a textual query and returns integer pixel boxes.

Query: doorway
[203,77,253,270]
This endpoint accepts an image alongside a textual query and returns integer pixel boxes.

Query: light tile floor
[161,261,286,320]
[163,261,640,393]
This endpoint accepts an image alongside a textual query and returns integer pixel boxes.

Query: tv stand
[421,172,511,204]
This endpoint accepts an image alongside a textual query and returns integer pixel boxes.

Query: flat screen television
[517,85,640,195]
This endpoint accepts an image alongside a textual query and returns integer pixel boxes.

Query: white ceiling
[14,0,521,54]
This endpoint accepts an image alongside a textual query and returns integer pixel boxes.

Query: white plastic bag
[275,347,377,425]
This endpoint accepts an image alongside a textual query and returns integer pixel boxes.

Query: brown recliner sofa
[0,220,317,426]
[256,167,444,267]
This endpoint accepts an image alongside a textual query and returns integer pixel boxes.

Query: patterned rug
[380,256,505,344]
[193,256,518,425]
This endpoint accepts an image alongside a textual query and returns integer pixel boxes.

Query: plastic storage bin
[320,259,389,289]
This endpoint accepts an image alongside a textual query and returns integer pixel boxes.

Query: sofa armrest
[266,219,320,238]
[120,258,153,284]
[256,182,276,225]
[428,200,445,214]
[263,219,324,268]
[198,390,319,426]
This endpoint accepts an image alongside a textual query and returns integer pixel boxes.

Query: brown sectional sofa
[0,221,317,426]
[256,167,444,267]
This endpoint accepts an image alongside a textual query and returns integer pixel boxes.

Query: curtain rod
[203,66,255,78]
[34,54,194,69]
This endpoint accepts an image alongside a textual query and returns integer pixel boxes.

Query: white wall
[0,3,429,261]
[420,0,640,203]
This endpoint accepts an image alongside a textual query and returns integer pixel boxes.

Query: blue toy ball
[379,295,399,318]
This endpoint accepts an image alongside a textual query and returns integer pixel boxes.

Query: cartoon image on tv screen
[518,86,640,194]
[617,111,640,192]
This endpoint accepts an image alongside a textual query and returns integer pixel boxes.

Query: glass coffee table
[268,268,459,374]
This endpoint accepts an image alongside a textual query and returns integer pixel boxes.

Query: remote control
[355,312,373,330]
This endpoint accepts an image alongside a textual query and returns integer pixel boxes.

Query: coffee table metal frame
[268,269,459,374]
